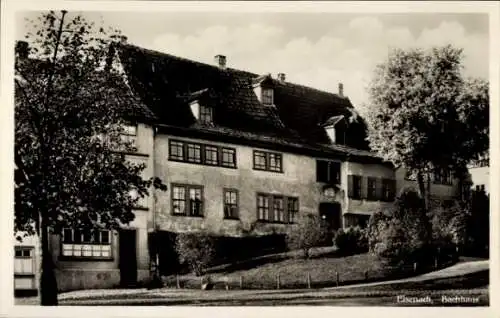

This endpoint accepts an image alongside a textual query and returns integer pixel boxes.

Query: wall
[468,166,489,193]
[344,161,394,215]
[154,134,324,237]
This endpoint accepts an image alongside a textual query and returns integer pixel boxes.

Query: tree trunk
[40,218,58,305]
[426,173,432,211]
[416,171,428,210]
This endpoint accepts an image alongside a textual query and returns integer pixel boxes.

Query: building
[14,42,462,293]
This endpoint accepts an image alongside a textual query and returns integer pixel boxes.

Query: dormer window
[199,105,213,124]
[190,100,213,125]
[253,74,275,106]
[322,115,346,145]
[262,88,274,105]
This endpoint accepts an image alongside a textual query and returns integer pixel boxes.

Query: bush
[286,213,327,259]
[175,232,216,276]
[367,189,432,267]
[334,226,368,255]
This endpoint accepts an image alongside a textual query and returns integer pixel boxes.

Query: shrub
[367,189,432,267]
[286,213,327,259]
[175,232,216,276]
[334,226,368,255]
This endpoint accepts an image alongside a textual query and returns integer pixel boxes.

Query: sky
[16,11,489,109]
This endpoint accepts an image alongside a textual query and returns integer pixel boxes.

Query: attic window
[262,88,274,105]
[199,105,213,124]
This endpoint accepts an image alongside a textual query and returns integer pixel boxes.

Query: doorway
[319,202,342,245]
[119,229,137,287]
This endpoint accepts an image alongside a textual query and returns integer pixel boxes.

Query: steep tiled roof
[117,44,380,162]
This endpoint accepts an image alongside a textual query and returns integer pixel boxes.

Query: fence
[160,256,457,290]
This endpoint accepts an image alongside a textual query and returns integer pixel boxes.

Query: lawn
[162,249,438,290]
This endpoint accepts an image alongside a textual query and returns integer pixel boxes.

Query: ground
[14,259,488,306]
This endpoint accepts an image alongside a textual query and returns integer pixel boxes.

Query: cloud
[136,16,488,109]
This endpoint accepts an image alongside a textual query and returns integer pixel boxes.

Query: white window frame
[61,229,112,259]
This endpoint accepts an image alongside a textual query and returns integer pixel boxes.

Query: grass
[162,250,442,290]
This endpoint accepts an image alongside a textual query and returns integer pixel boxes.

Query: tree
[175,232,216,276]
[286,213,327,259]
[15,11,166,305]
[365,45,489,209]
[367,189,432,266]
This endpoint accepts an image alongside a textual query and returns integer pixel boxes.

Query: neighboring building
[467,155,489,194]
[14,234,39,296]
[14,41,463,292]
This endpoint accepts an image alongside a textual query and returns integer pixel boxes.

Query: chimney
[338,82,344,97]
[214,54,226,69]
[277,73,286,82]
[15,41,29,59]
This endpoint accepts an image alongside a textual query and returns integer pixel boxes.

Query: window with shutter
[348,175,354,198]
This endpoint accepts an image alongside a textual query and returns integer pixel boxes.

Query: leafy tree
[15,11,166,305]
[286,213,328,259]
[365,45,489,208]
[175,232,216,276]
[367,189,432,266]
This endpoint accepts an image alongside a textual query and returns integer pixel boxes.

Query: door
[319,202,342,244]
[119,229,137,287]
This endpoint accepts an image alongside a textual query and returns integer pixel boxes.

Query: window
[382,179,396,201]
[253,151,267,170]
[257,194,270,221]
[224,189,239,219]
[199,105,213,124]
[367,177,377,200]
[61,229,111,258]
[287,197,299,223]
[268,153,282,172]
[169,141,184,161]
[475,184,486,192]
[172,186,186,215]
[205,146,219,165]
[262,88,274,105]
[168,140,237,168]
[171,184,204,217]
[316,160,341,184]
[273,196,285,222]
[257,193,298,223]
[14,247,34,274]
[187,144,202,163]
[348,175,362,200]
[221,148,236,168]
[253,150,283,172]
[120,124,137,149]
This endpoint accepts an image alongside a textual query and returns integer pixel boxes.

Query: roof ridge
[121,43,258,78]
[122,43,351,103]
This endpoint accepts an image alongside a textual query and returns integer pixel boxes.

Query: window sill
[168,158,237,169]
[133,206,149,211]
[224,217,240,221]
[58,256,114,262]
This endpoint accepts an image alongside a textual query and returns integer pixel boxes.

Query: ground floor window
[344,214,371,229]
[61,229,112,258]
[257,193,299,223]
